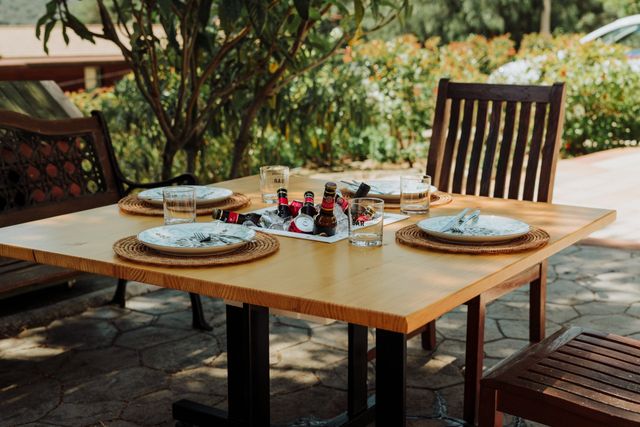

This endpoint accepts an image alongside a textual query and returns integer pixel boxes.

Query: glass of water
[260,165,289,204]
[163,186,196,225]
[348,197,384,247]
[400,175,431,215]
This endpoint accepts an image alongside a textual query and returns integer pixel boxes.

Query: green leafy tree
[382,0,611,44]
[38,0,408,179]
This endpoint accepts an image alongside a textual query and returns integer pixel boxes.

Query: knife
[439,208,469,232]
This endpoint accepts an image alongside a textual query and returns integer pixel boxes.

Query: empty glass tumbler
[163,186,196,225]
[260,165,289,204]
[400,175,431,215]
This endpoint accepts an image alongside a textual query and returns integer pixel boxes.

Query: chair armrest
[121,173,198,196]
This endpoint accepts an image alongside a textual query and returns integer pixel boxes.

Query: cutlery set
[193,232,250,244]
[440,208,481,234]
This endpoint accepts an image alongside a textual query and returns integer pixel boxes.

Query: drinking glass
[260,165,289,204]
[400,175,431,215]
[348,197,384,247]
[163,186,196,225]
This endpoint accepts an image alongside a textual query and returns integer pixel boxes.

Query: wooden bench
[0,109,210,329]
[479,326,640,426]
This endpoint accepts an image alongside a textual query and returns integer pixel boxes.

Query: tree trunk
[229,98,266,179]
[184,144,199,176]
[540,0,551,35]
[161,146,178,180]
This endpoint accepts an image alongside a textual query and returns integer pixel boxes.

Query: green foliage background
[69,32,639,182]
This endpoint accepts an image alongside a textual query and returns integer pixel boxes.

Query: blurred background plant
[69,30,639,181]
[490,34,640,156]
[46,0,637,183]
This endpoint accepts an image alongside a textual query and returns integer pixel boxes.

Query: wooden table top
[0,175,615,333]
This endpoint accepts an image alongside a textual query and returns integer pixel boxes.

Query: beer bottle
[212,208,262,225]
[353,182,371,198]
[335,182,370,214]
[300,191,317,217]
[313,182,338,236]
[277,188,292,219]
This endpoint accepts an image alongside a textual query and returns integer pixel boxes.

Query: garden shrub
[491,33,640,155]
[69,32,639,181]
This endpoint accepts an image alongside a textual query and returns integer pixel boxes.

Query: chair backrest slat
[439,97,461,189]
[493,101,517,198]
[446,82,554,103]
[537,84,567,202]
[479,100,503,196]
[523,102,548,200]
[452,99,475,194]
[508,101,532,200]
[465,100,489,195]
[427,79,565,203]
[0,110,123,227]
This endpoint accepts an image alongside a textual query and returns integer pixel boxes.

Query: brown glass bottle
[276,188,292,219]
[313,182,338,236]
[300,191,317,217]
[212,208,262,225]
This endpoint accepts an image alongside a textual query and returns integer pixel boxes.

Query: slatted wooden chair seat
[415,78,566,424]
[0,109,210,330]
[480,326,640,427]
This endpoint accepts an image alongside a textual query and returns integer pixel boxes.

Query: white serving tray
[246,207,409,244]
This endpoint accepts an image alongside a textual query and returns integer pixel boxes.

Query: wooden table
[0,175,615,426]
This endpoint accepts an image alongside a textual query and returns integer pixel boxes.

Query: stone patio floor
[1,244,639,426]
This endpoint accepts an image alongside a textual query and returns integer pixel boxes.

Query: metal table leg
[174,310,377,426]
[375,328,407,427]
[173,303,270,426]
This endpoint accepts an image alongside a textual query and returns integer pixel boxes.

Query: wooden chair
[0,109,211,330]
[480,326,640,427]
[420,78,566,424]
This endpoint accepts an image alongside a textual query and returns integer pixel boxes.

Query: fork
[194,232,248,244]
[193,232,212,243]
[450,209,480,234]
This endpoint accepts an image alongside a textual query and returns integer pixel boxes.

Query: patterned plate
[137,222,256,256]
[137,186,233,207]
[340,180,437,202]
[417,215,531,243]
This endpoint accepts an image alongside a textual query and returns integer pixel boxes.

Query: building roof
[0,24,126,67]
[0,80,82,118]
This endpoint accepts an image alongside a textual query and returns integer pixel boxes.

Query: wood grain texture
[480,327,640,426]
[0,176,615,333]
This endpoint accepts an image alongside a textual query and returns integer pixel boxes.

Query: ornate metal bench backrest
[0,110,123,227]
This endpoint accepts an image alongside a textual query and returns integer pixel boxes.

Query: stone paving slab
[0,245,638,426]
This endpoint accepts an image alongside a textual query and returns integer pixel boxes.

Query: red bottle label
[336,195,349,212]
[320,195,335,211]
[304,195,314,204]
[228,212,239,224]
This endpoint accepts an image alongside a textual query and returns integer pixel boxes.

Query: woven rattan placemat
[395,224,549,255]
[384,191,453,209]
[118,193,251,216]
[113,231,278,267]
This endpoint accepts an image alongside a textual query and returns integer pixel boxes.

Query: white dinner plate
[417,215,530,243]
[340,180,438,202]
[137,222,255,256]
[137,186,233,207]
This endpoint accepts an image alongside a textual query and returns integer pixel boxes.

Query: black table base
[172,303,406,427]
